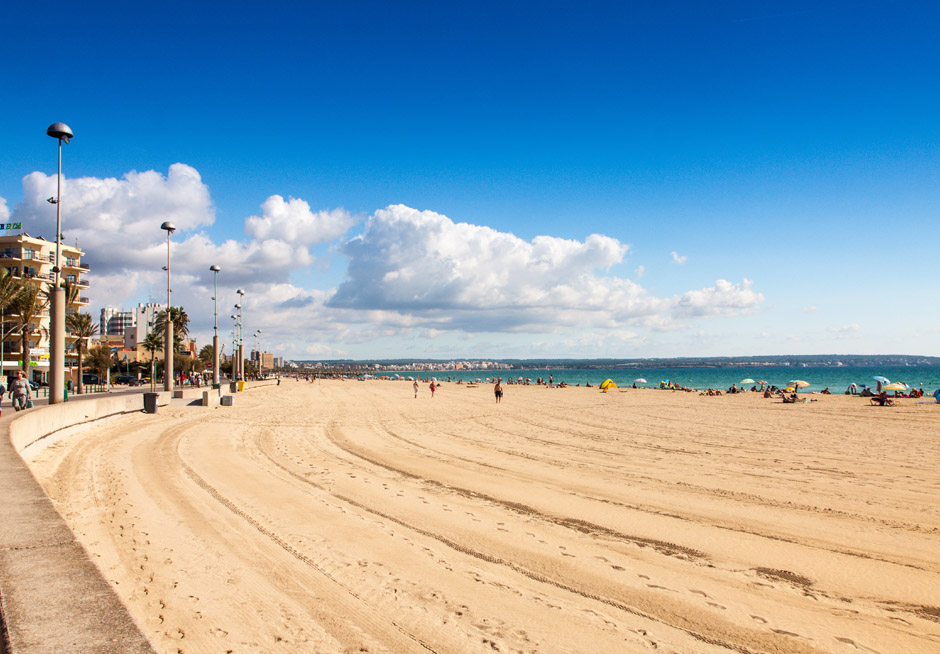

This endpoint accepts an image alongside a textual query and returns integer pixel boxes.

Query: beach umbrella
[634,378,647,383]
[788,380,810,392]
[882,382,909,391]
[740,378,755,384]
[872,376,890,385]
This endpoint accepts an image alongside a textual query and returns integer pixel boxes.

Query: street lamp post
[230,314,237,381]
[161,221,176,392]
[46,122,73,404]
[210,265,220,387]
[233,304,241,381]
[236,289,245,380]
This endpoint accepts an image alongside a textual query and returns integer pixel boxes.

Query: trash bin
[143,392,159,414]
[237,380,245,392]
[229,382,238,393]
[63,388,68,402]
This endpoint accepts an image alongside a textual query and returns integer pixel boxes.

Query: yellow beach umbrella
[882,382,908,391]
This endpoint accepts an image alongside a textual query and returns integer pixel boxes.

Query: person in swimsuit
[494,378,503,404]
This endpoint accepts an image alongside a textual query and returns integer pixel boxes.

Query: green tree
[10,283,48,373]
[198,344,213,366]
[154,307,189,352]
[65,312,98,394]
[0,271,22,376]
[60,278,80,306]
[85,343,113,379]
[142,331,163,392]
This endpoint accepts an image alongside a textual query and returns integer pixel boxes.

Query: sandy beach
[23,380,940,653]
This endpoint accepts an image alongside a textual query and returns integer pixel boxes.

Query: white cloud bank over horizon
[4,165,767,359]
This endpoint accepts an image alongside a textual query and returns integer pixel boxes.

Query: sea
[387,365,940,393]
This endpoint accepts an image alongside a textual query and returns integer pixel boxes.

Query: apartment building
[0,233,88,383]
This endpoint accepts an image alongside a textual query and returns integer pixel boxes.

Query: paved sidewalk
[0,388,157,654]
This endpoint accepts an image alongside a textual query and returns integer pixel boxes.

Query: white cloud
[672,279,763,319]
[800,305,818,313]
[9,168,766,359]
[827,323,860,334]
[634,265,645,279]
[329,205,762,333]
[671,251,687,264]
[0,196,9,222]
[245,195,357,246]
[15,164,215,275]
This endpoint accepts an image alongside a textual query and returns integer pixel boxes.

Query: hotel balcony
[63,259,89,271]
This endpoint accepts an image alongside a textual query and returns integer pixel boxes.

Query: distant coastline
[296,354,940,370]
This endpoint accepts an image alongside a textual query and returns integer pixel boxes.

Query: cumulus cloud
[329,205,763,333]
[8,165,766,358]
[672,279,764,318]
[245,195,357,246]
[0,196,9,222]
[671,251,687,264]
[15,164,215,274]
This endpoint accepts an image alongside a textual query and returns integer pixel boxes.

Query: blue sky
[1,1,938,360]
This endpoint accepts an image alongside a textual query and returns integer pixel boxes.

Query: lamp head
[160,221,176,234]
[46,122,74,143]
[234,303,241,310]
[210,264,220,272]
[236,288,245,296]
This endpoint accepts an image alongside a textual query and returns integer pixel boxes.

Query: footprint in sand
[707,602,726,610]
[750,615,767,624]
[690,589,709,598]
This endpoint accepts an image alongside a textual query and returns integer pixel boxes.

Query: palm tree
[66,312,98,394]
[10,283,48,374]
[142,331,163,392]
[0,270,22,381]
[154,306,190,352]
[60,278,80,306]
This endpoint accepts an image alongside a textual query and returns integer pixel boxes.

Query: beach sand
[24,380,940,653]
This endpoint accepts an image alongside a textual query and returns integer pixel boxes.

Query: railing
[78,296,90,304]
[78,262,90,270]
[75,279,89,288]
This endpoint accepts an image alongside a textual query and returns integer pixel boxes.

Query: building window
[65,274,76,283]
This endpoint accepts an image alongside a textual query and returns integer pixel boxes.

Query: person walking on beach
[494,378,503,404]
[413,380,419,398]
[429,381,436,398]
[9,371,31,412]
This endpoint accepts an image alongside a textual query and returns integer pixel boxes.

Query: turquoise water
[389,365,940,393]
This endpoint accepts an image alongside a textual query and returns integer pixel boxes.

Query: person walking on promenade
[494,378,503,404]
[9,371,31,412]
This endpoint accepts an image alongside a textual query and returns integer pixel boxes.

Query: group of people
[413,380,438,398]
